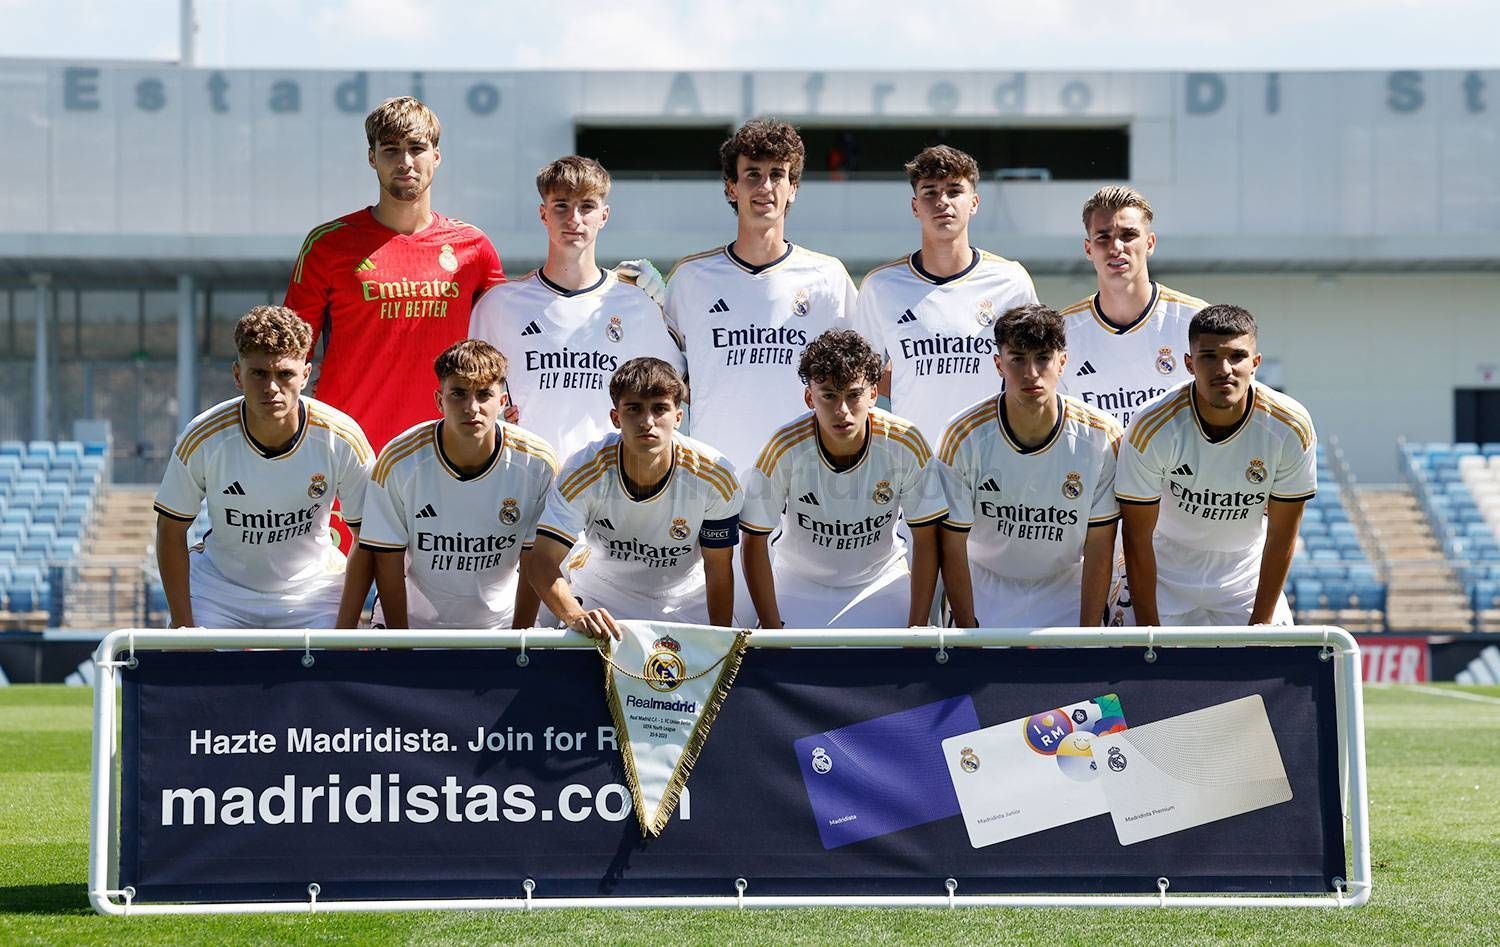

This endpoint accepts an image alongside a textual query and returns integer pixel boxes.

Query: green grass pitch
[1,683,1497,945]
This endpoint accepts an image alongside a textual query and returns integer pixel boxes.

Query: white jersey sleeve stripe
[175,411,239,462]
[1128,393,1192,452]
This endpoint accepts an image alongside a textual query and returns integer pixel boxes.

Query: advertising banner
[119,645,1345,903]
[1355,636,1430,683]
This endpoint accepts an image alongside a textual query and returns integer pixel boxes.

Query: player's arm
[1118,501,1160,626]
[878,360,893,400]
[1251,499,1306,625]
[334,535,375,628]
[154,514,195,628]
[512,549,542,629]
[702,545,735,627]
[366,547,407,628]
[740,530,782,629]
[940,525,977,627]
[1080,520,1118,627]
[522,535,620,639]
[907,523,941,627]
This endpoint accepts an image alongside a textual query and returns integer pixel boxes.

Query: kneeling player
[154,306,374,628]
[354,340,557,629]
[740,330,947,628]
[939,304,1123,628]
[523,358,742,637]
[1116,304,1315,626]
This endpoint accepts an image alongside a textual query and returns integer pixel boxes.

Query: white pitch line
[1400,684,1500,707]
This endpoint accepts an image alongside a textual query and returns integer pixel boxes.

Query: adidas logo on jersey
[416,503,437,518]
[1076,361,1097,376]
[978,477,1002,492]
[521,321,542,337]
[709,299,730,314]
[898,309,917,325]
[355,257,375,273]
[594,517,616,531]
[799,492,820,506]
[222,481,246,496]
[1171,464,1195,477]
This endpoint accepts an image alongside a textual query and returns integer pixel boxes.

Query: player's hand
[568,608,622,640]
[504,403,521,424]
[615,259,666,306]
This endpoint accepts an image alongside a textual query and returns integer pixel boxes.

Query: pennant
[601,620,750,836]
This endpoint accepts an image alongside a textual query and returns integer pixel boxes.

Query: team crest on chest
[1155,346,1176,375]
[499,497,521,525]
[975,298,996,327]
[959,745,981,774]
[605,315,624,342]
[791,288,811,318]
[307,473,328,499]
[1246,458,1268,484]
[1062,471,1084,500]
[872,480,894,505]
[669,517,691,541]
[644,634,685,693]
[437,243,459,273]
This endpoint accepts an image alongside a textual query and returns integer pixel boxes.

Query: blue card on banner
[794,695,980,850]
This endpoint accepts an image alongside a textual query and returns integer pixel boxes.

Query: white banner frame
[87,625,1371,915]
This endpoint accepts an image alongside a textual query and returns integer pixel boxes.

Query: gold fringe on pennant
[601,629,752,837]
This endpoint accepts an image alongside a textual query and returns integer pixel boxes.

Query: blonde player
[524,358,743,636]
[939,305,1122,629]
[854,145,1038,447]
[740,330,948,629]
[353,341,557,629]
[663,118,858,473]
[1116,305,1316,626]
[153,306,373,629]
[469,156,684,460]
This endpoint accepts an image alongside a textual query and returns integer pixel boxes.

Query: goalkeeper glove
[615,258,667,306]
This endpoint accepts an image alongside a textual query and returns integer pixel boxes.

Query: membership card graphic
[794,695,980,850]
[1094,693,1293,846]
[943,694,1128,848]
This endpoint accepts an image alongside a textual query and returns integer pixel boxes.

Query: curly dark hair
[720,117,805,212]
[994,303,1067,355]
[798,330,882,388]
[904,144,979,191]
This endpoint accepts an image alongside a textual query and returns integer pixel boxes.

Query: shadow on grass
[0,883,94,915]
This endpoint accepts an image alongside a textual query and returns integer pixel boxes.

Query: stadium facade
[0,61,1497,481]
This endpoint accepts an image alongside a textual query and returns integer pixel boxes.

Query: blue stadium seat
[1304,535,1335,553]
[1311,549,1341,561]
[1454,443,1480,455]
[1483,444,1500,457]
[1299,521,1329,537]
[54,441,84,460]
[55,521,85,541]
[0,441,23,459]
[82,441,107,457]
[1,510,28,527]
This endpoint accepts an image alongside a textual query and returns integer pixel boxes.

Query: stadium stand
[1401,440,1500,632]
[1286,441,1388,632]
[0,440,108,629]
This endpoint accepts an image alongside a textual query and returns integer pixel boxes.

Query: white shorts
[1109,553,1135,627]
[969,563,1083,629]
[772,556,910,629]
[1153,535,1284,622]
[573,573,712,626]
[1161,599,1293,627]
[187,551,343,629]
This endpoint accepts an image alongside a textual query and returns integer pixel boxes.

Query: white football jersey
[468,268,685,460]
[154,397,373,593]
[1057,282,1208,428]
[853,249,1037,446]
[1115,381,1317,554]
[359,420,558,628]
[664,244,858,471]
[741,408,949,588]
[535,431,743,603]
[940,394,1122,582]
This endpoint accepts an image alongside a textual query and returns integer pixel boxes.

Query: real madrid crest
[872,480,894,504]
[959,746,981,773]
[1107,746,1127,771]
[643,634,686,692]
[810,746,833,774]
[1246,458,1268,484]
[792,288,811,318]
[1062,470,1084,500]
[606,315,624,342]
[669,517,691,541]
[1155,346,1176,375]
[307,473,328,499]
[499,497,521,525]
[975,298,995,327]
[438,243,459,273]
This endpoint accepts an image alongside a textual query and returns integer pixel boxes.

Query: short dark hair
[720,118,805,212]
[609,357,688,406]
[1188,304,1258,345]
[994,303,1066,355]
[798,330,882,388]
[904,145,980,191]
[434,339,507,389]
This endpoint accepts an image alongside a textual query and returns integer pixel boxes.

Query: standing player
[283,96,506,452]
[854,145,1038,447]
[664,118,858,473]
[1116,305,1315,626]
[353,340,557,629]
[153,307,373,629]
[740,330,948,629]
[524,358,743,636]
[938,305,1122,629]
[470,156,684,460]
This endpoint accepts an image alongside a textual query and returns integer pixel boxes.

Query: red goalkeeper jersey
[283,208,506,451]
